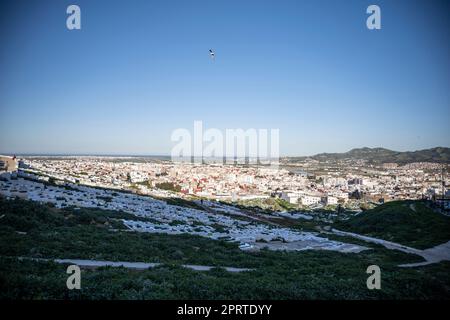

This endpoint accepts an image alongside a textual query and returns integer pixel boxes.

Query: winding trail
[331,229,450,267]
[16,257,254,273]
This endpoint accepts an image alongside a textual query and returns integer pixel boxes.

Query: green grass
[235,197,299,212]
[155,182,181,192]
[1,197,449,299]
[335,200,450,249]
[1,254,449,300]
[0,197,268,267]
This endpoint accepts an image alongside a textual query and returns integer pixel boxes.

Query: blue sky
[0,0,449,156]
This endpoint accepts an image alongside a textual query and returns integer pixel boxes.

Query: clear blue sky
[0,0,449,156]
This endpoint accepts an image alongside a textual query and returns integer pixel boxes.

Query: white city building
[300,195,321,206]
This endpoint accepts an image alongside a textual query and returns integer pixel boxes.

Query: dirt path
[398,241,450,267]
[332,229,450,267]
[17,257,254,273]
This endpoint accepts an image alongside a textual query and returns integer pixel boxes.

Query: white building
[328,190,349,202]
[0,155,18,172]
[280,191,303,204]
[322,196,338,205]
[300,195,321,206]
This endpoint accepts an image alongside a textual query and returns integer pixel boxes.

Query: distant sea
[12,154,308,174]
[14,154,172,162]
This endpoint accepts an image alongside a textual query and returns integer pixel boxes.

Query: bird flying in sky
[209,49,215,60]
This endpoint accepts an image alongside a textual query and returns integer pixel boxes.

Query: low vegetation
[335,200,450,249]
[0,197,449,299]
[155,182,181,192]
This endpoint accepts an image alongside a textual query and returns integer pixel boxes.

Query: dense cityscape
[0,149,449,254]
[3,153,447,210]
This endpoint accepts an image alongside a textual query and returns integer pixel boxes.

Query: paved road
[18,257,254,273]
[331,229,450,267]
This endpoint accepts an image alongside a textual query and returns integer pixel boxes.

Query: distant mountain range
[285,147,450,164]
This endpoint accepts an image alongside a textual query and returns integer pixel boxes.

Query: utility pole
[442,165,446,198]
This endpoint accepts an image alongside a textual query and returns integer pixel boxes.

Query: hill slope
[1,197,450,299]
[335,201,450,249]
[286,147,450,164]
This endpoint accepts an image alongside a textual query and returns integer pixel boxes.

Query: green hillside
[335,201,450,249]
[1,197,450,299]
[284,147,450,164]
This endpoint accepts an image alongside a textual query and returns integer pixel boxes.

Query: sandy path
[331,229,450,267]
[16,257,254,272]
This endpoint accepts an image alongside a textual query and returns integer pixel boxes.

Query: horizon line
[1,145,448,159]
